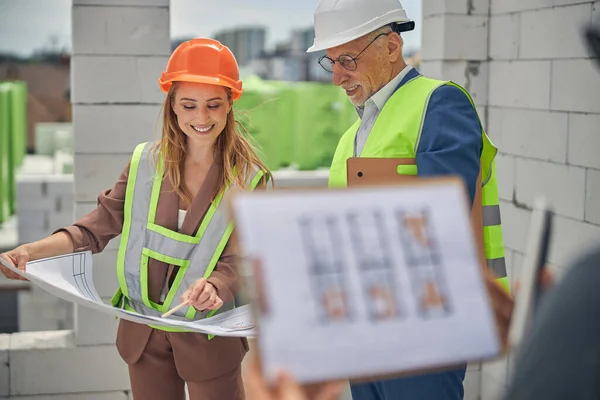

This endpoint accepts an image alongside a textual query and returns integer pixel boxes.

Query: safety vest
[111,141,267,332]
[328,76,509,292]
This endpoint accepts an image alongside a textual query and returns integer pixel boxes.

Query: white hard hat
[307,0,415,53]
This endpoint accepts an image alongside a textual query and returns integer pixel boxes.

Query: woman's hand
[0,246,30,281]
[181,278,223,311]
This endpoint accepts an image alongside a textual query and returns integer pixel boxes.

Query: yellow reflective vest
[111,141,268,332]
[328,75,509,292]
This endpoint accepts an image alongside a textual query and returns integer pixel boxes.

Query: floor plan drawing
[396,207,451,318]
[298,206,457,323]
[299,215,353,324]
[347,210,402,322]
[70,252,99,302]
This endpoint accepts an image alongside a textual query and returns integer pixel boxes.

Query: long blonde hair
[152,83,271,208]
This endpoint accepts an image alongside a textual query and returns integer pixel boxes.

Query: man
[306,0,509,399]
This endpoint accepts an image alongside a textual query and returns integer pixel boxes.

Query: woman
[0,38,270,399]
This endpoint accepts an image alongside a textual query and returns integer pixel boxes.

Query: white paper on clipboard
[508,198,554,349]
[233,180,502,384]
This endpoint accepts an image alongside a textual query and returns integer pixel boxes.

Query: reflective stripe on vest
[115,141,266,323]
[328,75,508,288]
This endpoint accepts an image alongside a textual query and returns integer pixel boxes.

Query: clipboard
[347,157,487,269]
[345,157,499,384]
[228,157,504,386]
[347,157,418,186]
[508,198,553,349]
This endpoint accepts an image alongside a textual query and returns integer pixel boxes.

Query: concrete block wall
[15,175,73,247]
[70,0,170,358]
[0,331,129,399]
[15,174,75,333]
[0,0,170,398]
[422,0,600,399]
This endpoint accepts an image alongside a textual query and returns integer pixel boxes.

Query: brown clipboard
[347,157,487,269]
[345,157,498,385]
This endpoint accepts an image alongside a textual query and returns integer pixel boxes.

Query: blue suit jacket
[394,68,482,208]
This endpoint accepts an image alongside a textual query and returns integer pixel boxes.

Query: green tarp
[235,75,357,171]
[0,81,28,222]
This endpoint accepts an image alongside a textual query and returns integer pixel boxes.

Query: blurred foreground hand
[484,267,554,349]
[245,354,344,400]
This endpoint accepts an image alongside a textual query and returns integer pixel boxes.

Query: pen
[161,301,190,318]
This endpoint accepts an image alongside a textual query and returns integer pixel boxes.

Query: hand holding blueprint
[0,252,255,337]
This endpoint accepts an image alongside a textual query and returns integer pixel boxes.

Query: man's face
[325,33,391,107]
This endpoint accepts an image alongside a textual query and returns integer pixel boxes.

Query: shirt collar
[356,65,413,118]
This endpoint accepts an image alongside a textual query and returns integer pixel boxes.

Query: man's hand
[181,278,222,311]
[245,354,343,400]
[0,247,30,281]
[483,269,513,349]
[484,268,554,348]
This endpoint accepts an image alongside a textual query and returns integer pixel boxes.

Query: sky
[0,0,422,56]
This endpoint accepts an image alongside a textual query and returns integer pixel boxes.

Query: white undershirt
[178,209,186,230]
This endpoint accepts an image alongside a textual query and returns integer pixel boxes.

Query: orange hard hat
[158,38,243,100]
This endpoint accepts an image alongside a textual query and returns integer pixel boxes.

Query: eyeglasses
[318,32,391,73]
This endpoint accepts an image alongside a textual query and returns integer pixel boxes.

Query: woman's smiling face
[171,82,232,146]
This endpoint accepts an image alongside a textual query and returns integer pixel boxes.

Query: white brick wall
[423,1,600,397]
[488,108,568,162]
[73,305,119,346]
[514,158,586,220]
[423,0,490,16]
[568,113,600,169]
[0,1,171,398]
[18,288,73,332]
[89,250,120,298]
[491,0,553,14]
[72,6,169,56]
[16,175,74,244]
[71,56,169,104]
[73,0,168,5]
[555,0,595,6]
[9,331,129,396]
[67,1,169,396]
[495,154,515,201]
[480,355,509,400]
[73,105,162,154]
[548,214,600,266]
[0,335,9,397]
[418,61,489,106]
[422,15,489,61]
[499,200,532,254]
[551,59,600,113]
[519,5,592,59]
[489,61,552,109]
[463,363,482,400]
[489,14,520,60]
[586,169,600,224]
[73,154,131,202]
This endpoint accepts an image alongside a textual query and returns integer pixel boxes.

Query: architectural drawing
[347,210,401,322]
[299,215,352,323]
[396,208,451,318]
[70,252,98,301]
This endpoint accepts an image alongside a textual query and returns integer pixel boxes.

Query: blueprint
[233,180,502,383]
[0,252,255,337]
